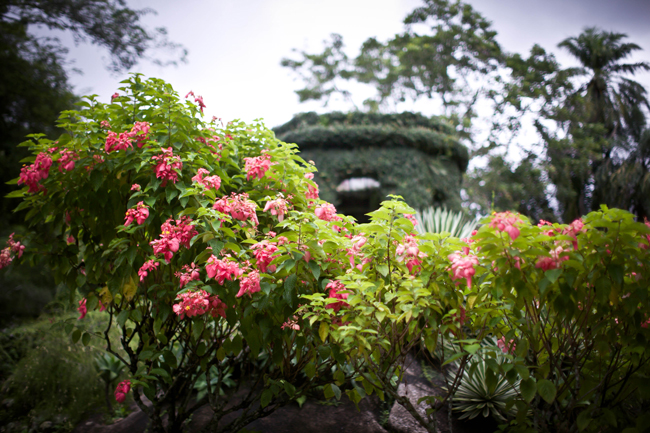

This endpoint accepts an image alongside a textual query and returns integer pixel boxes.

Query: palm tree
[551,28,650,221]
[559,27,650,141]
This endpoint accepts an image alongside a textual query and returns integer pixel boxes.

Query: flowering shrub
[5,76,355,433]
[304,201,650,432]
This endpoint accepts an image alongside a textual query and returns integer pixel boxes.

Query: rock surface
[73,355,499,433]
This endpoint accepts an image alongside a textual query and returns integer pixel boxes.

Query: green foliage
[275,111,468,213]
[451,350,519,421]
[415,206,477,238]
[7,75,354,433]
[0,314,108,432]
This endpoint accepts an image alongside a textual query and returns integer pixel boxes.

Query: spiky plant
[449,348,519,422]
[415,207,478,238]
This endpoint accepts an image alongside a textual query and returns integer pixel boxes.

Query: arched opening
[336,177,382,223]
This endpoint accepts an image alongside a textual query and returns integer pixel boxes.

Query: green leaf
[577,409,592,431]
[71,329,82,344]
[308,261,321,280]
[319,322,329,342]
[545,268,562,283]
[283,381,296,397]
[537,379,556,404]
[464,344,481,355]
[82,332,91,346]
[520,378,536,403]
[260,389,273,408]
[90,170,103,191]
[376,264,388,277]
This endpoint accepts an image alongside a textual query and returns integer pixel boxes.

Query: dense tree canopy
[1,0,186,224]
[282,0,650,223]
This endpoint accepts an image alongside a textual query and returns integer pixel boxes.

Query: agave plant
[449,341,519,422]
[415,207,478,238]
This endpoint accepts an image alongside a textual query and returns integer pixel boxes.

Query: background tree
[1,0,187,225]
[282,1,650,223]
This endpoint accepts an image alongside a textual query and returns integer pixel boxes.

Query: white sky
[56,0,650,130]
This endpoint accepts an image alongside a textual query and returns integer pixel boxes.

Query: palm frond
[415,206,478,238]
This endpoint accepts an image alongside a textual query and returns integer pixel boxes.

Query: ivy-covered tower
[274,112,468,222]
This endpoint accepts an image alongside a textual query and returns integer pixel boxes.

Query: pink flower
[124,201,149,226]
[18,152,52,193]
[237,271,261,297]
[448,252,479,288]
[205,255,244,285]
[251,241,279,273]
[213,193,259,226]
[497,337,516,354]
[0,248,13,269]
[315,203,340,222]
[263,197,289,222]
[404,214,418,227]
[326,281,349,313]
[130,122,150,148]
[66,235,76,245]
[173,289,226,319]
[191,168,221,191]
[175,263,201,288]
[111,93,120,101]
[78,298,87,320]
[7,233,24,258]
[58,149,78,172]
[244,153,274,180]
[104,131,133,153]
[535,246,569,271]
[150,218,197,262]
[185,91,206,112]
[138,260,159,282]
[281,317,300,331]
[131,183,141,191]
[98,300,106,312]
[114,380,131,403]
[152,147,183,186]
[100,120,111,129]
[489,211,522,240]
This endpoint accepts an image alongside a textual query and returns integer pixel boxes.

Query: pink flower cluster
[497,337,516,354]
[396,235,426,274]
[18,152,52,193]
[244,153,274,180]
[0,233,25,270]
[150,217,197,262]
[213,193,259,226]
[404,214,418,227]
[191,168,221,191]
[315,203,341,222]
[152,147,183,186]
[114,380,131,403]
[346,235,368,270]
[173,289,226,319]
[642,219,650,250]
[100,120,111,129]
[489,211,522,240]
[535,246,569,271]
[130,122,150,148]
[251,240,279,273]
[175,263,201,288]
[124,201,149,226]
[304,173,319,200]
[78,298,87,320]
[237,270,261,297]
[138,259,160,281]
[206,255,244,285]
[263,197,289,222]
[448,252,479,288]
[58,149,78,172]
[185,91,206,113]
[326,280,349,313]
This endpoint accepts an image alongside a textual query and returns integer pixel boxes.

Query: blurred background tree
[0,0,186,325]
[0,0,187,226]
[282,0,649,223]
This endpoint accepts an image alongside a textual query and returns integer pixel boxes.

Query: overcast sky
[58,0,650,130]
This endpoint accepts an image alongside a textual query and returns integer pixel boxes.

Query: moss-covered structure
[274,112,468,221]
